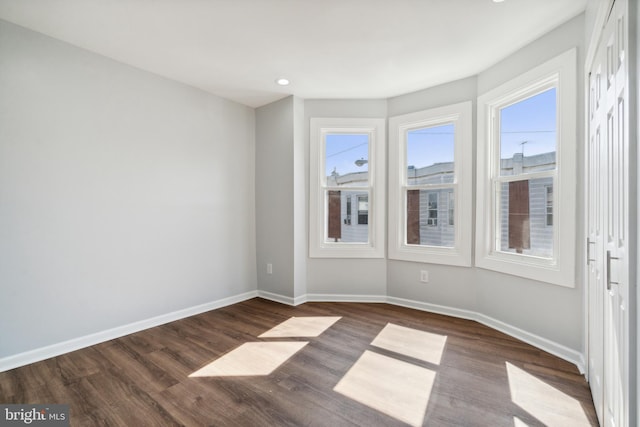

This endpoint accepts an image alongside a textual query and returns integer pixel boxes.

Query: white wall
[304,100,388,297]
[256,96,308,300]
[388,76,477,117]
[293,14,586,356]
[633,0,639,420]
[478,14,586,350]
[386,14,586,353]
[0,20,256,359]
[0,10,593,372]
[293,97,308,300]
[259,98,389,299]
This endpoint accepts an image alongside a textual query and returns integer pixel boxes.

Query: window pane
[357,195,368,225]
[405,189,455,247]
[498,178,553,258]
[448,191,455,226]
[427,193,438,226]
[326,134,369,187]
[545,185,553,226]
[325,190,368,243]
[500,88,556,176]
[407,124,454,185]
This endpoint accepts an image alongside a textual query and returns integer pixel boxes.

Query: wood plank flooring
[0,298,598,426]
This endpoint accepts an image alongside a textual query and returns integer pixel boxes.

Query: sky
[325,133,369,177]
[407,123,454,169]
[324,127,456,177]
[500,87,557,159]
[324,87,557,178]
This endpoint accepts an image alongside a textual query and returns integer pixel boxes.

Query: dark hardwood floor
[0,298,598,426]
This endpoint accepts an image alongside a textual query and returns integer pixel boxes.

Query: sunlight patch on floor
[370,323,447,365]
[334,350,435,427]
[513,416,530,426]
[189,342,308,377]
[506,362,591,426]
[259,316,342,338]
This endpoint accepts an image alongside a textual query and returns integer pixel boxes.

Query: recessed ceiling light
[492,0,505,2]
[276,78,290,86]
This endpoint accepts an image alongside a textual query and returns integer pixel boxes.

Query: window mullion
[325,186,372,192]
[405,183,457,192]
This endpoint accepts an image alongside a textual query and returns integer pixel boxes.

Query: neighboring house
[327,151,555,257]
[499,152,555,258]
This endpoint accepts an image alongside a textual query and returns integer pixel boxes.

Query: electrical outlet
[267,263,273,274]
[420,270,429,283]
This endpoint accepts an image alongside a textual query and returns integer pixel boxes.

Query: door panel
[587,0,630,426]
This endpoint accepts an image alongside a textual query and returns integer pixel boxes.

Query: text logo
[0,405,69,426]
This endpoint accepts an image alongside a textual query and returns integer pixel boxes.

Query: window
[545,185,553,226]
[495,88,556,258]
[476,49,576,287]
[310,118,385,258]
[389,102,472,266]
[357,195,368,225]
[427,192,438,226]
[448,191,455,226]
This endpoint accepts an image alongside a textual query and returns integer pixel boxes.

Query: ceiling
[0,0,587,108]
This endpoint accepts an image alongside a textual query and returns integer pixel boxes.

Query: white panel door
[587,1,630,426]
[587,49,604,423]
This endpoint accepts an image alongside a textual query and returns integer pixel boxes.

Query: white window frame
[388,102,473,266]
[475,48,576,287]
[309,118,385,258]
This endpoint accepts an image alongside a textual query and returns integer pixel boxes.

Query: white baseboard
[385,296,585,373]
[386,296,478,321]
[0,290,258,373]
[1,289,585,375]
[255,291,387,306]
[306,293,387,303]
[476,313,585,374]
[257,290,300,306]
